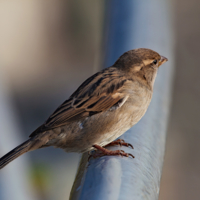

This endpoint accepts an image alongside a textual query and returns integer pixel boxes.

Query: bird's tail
[0,139,32,169]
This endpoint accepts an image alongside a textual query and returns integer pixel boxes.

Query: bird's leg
[105,139,134,149]
[88,144,134,160]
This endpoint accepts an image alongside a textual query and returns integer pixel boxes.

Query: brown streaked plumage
[0,48,168,169]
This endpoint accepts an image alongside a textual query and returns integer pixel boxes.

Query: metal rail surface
[70,1,174,200]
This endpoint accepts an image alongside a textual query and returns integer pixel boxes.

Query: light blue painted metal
[70,1,174,200]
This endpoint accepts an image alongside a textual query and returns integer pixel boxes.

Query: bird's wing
[30,68,131,136]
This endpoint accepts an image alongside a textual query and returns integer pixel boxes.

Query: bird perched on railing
[0,48,168,169]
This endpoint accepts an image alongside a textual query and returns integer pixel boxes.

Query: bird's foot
[88,144,134,160]
[105,139,134,149]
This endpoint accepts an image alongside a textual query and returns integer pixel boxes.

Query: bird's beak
[158,56,168,67]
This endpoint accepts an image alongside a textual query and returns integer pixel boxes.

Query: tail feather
[0,139,32,169]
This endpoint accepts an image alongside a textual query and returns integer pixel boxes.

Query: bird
[0,48,168,169]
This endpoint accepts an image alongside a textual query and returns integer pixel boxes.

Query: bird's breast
[50,86,152,152]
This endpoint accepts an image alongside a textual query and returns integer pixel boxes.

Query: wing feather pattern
[30,67,131,137]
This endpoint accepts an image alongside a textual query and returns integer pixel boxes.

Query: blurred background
[0,0,199,200]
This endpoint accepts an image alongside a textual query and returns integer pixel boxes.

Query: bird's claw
[88,144,135,160]
[105,139,134,149]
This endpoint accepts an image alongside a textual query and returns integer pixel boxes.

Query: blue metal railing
[70,1,174,200]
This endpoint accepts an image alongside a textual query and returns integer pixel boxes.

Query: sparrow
[0,48,168,169]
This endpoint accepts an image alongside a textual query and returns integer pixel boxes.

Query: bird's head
[114,48,168,90]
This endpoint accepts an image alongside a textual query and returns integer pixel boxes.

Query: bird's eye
[153,60,157,65]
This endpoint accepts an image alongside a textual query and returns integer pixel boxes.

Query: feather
[30,67,130,137]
